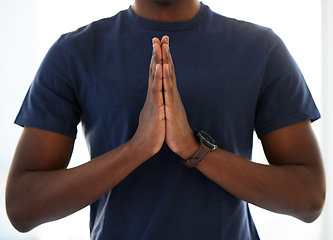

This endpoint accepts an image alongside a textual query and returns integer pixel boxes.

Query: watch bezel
[195,129,218,151]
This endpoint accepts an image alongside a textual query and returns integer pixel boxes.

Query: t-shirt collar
[125,2,209,31]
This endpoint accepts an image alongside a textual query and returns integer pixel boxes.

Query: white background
[0,0,331,239]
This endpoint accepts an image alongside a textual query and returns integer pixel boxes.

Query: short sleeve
[255,31,320,139]
[15,35,81,138]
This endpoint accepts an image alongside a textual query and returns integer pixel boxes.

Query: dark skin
[6,0,326,233]
[131,0,201,22]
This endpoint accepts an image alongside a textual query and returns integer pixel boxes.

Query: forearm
[6,140,147,232]
[7,39,167,232]
[196,148,325,222]
[157,38,321,220]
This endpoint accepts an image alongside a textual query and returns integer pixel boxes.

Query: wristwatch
[181,129,218,168]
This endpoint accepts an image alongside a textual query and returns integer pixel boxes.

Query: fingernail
[152,37,158,46]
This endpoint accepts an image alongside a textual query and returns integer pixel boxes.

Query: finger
[153,39,162,67]
[152,63,163,97]
[162,63,174,105]
[161,35,169,46]
[161,39,169,65]
[161,35,170,66]
[149,39,162,89]
[152,37,161,46]
[162,42,176,85]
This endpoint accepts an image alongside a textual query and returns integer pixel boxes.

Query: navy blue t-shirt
[15,4,320,240]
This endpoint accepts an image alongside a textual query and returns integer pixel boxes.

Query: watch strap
[181,143,211,168]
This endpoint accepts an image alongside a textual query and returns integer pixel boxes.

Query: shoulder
[205,7,279,48]
[53,9,127,54]
[66,10,125,39]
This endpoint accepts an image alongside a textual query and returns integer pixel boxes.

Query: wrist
[127,137,158,161]
[180,129,218,168]
[178,136,200,160]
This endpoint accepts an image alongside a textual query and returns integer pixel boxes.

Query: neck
[131,0,201,22]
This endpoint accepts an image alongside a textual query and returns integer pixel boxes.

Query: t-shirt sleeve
[15,35,81,138]
[255,31,320,139]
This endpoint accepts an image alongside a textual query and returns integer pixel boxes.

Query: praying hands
[131,35,199,160]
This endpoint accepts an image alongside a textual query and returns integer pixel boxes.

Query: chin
[150,0,178,6]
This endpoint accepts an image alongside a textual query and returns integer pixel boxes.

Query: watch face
[196,129,218,150]
[199,131,216,144]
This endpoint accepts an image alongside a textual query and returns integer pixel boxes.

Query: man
[6,0,326,239]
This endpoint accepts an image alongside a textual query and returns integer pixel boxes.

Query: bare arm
[196,121,326,222]
[6,39,165,232]
[6,127,149,232]
[160,36,326,223]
